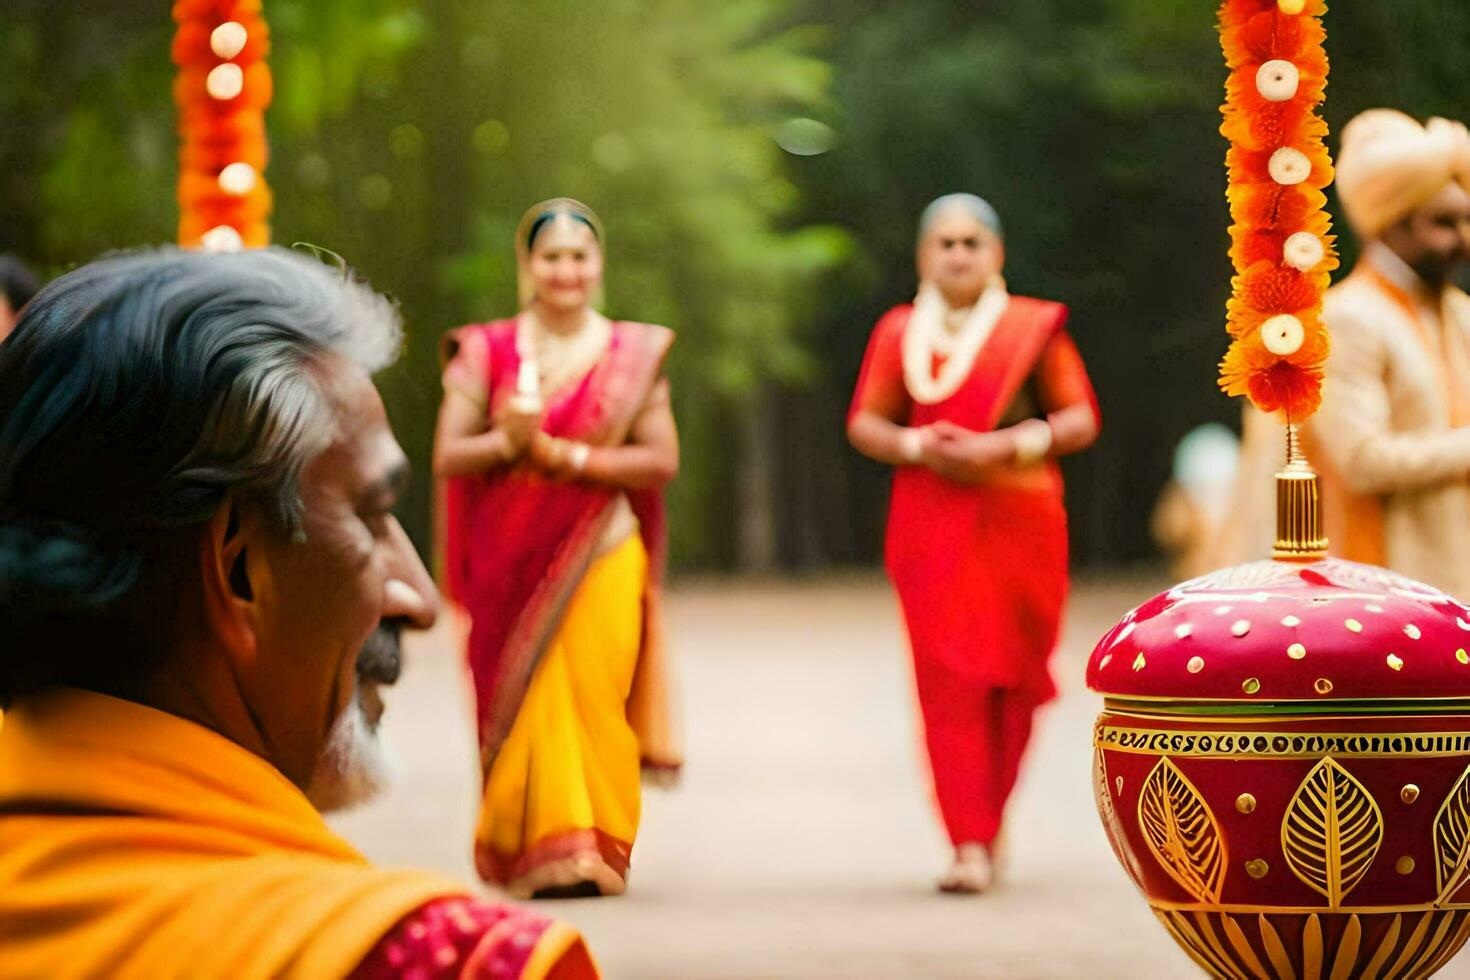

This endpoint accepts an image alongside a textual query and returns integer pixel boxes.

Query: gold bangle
[1013,422,1054,465]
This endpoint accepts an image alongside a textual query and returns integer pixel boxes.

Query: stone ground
[331,575,1470,979]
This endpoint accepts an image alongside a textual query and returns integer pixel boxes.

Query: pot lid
[1087,558,1470,705]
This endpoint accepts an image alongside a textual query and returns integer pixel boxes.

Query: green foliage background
[4,1,1468,570]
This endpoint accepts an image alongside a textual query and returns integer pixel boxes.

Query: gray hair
[0,246,402,697]
[918,193,1004,243]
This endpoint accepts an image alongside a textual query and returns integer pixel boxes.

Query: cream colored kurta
[1219,244,1470,599]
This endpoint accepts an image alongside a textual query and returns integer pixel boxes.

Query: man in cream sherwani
[1219,109,1470,600]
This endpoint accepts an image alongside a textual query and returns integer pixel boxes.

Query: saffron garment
[849,298,1099,846]
[443,318,678,897]
[0,688,595,980]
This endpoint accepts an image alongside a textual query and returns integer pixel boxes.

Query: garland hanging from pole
[172,0,273,252]
[1217,0,1337,422]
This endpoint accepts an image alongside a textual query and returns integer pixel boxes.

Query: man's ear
[200,499,259,658]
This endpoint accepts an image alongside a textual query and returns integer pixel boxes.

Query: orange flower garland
[1218,0,1338,421]
[172,0,272,251]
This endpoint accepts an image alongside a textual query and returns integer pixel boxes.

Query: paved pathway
[331,575,1470,979]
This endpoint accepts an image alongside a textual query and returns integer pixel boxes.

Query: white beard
[305,685,397,813]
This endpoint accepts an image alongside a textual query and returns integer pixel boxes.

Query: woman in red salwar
[848,194,1100,894]
[434,199,681,900]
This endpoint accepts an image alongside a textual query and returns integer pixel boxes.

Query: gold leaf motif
[1408,912,1459,977]
[1160,911,1242,979]
[1094,749,1142,888]
[1327,914,1360,980]
[1281,757,1384,907]
[1386,911,1436,978]
[1220,915,1267,978]
[1191,914,1245,980]
[1258,915,1296,980]
[1153,911,1226,978]
[1359,914,1402,978]
[1138,757,1227,903]
[1301,914,1323,980]
[1426,915,1470,976]
[1094,749,1112,814]
[1143,909,1470,980]
[1434,763,1470,905]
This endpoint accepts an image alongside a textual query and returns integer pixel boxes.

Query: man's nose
[382,517,440,630]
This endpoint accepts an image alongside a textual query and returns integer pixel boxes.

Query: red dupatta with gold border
[443,318,677,778]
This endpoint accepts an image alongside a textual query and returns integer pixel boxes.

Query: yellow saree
[477,534,648,896]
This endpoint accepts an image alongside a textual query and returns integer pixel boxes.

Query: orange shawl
[0,688,579,978]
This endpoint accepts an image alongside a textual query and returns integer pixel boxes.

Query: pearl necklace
[901,280,1010,405]
[514,310,612,401]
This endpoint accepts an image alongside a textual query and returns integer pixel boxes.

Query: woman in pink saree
[434,199,680,899]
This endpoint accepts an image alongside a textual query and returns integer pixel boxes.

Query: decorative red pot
[1088,556,1470,978]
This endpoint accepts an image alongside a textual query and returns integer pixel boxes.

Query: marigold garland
[1218,0,1338,421]
[172,0,272,250]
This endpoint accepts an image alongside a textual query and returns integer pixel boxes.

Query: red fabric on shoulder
[349,895,595,979]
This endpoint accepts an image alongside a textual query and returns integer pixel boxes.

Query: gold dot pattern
[1242,677,1261,695]
[1288,643,1307,660]
[1236,793,1257,814]
[1187,656,1205,674]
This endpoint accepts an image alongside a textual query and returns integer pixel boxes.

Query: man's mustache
[356,621,403,685]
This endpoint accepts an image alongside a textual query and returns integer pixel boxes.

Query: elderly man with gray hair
[0,248,598,978]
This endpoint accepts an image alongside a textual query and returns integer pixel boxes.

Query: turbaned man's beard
[305,622,403,813]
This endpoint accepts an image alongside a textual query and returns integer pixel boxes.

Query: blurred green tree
[1,0,850,569]
[5,1,1469,570]
[776,0,1470,569]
